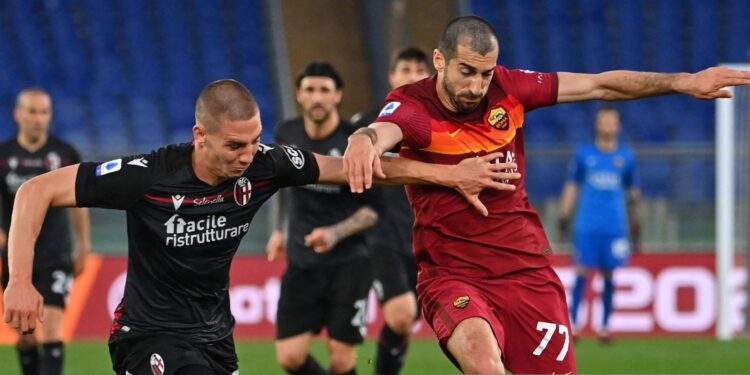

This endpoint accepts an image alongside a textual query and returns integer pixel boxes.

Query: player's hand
[305,227,340,253]
[0,229,6,249]
[558,217,571,242]
[266,230,287,261]
[3,281,44,335]
[344,132,385,193]
[676,66,750,99]
[73,246,90,277]
[450,152,521,216]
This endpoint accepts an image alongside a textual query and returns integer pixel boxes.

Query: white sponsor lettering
[163,214,249,247]
[193,195,225,206]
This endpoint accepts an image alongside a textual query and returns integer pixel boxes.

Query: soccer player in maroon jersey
[343,15,750,375]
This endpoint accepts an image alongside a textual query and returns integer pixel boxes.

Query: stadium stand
[0,0,277,157]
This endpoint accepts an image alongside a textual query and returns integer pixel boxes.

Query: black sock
[286,355,327,375]
[376,324,409,375]
[40,341,63,375]
[331,369,356,375]
[17,344,39,375]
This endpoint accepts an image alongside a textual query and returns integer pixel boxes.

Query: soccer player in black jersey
[350,47,431,375]
[3,79,519,375]
[0,88,91,375]
[267,62,377,375]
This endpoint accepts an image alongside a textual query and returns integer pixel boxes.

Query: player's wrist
[349,127,377,146]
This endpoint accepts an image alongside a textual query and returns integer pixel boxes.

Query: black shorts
[276,256,372,344]
[109,331,238,375]
[369,247,417,304]
[1,252,72,309]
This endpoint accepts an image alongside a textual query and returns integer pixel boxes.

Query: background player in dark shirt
[3,79,518,374]
[0,88,91,375]
[344,16,750,375]
[268,62,378,375]
[349,48,430,375]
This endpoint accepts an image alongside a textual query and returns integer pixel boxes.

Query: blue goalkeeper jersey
[567,142,638,235]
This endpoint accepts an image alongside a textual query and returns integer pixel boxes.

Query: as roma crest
[487,106,509,130]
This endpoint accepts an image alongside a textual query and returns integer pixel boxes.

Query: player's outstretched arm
[3,164,79,335]
[316,152,521,216]
[343,122,403,193]
[557,66,750,103]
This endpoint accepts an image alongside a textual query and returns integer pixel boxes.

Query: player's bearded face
[595,110,621,139]
[297,77,341,124]
[439,45,497,113]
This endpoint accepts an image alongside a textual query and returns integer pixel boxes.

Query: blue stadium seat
[129,96,167,151]
[6,0,55,85]
[726,0,750,62]
[165,95,196,144]
[193,0,233,81]
[576,0,611,72]
[44,0,91,93]
[82,0,128,95]
[88,95,131,155]
[613,0,646,70]
[52,95,93,149]
[118,0,161,95]
[541,0,578,72]
[652,0,686,72]
[524,109,558,144]
[688,0,719,70]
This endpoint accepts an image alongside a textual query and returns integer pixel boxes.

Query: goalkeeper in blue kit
[559,106,641,342]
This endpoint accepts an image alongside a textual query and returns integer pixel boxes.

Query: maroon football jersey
[374,66,559,279]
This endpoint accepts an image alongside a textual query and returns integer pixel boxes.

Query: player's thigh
[276,266,325,340]
[418,277,503,370]
[499,267,576,374]
[446,317,504,375]
[35,265,74,309]
[325,257,372,344]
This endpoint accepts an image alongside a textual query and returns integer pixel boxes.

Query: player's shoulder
[275,117,305,143]
[139,142,193,173]
[0,137,14,154]
[618,143,637,159]
[47,135,80,154]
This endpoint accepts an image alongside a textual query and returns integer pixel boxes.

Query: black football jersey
[75,142,319,343]
[0,136,80,268]
[275,118,370,268]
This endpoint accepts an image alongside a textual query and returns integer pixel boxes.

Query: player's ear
[433,49,445,73]
[193,123,207,144]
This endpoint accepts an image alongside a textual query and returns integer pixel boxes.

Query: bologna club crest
[234,177,252,206]
[150,353,165,375]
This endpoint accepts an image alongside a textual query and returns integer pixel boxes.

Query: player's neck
[595,137,618,152]
[303,113,339,140]
[16,133,48,153]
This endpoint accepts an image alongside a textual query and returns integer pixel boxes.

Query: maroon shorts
[418,266,576,374]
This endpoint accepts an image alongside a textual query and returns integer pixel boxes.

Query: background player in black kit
[3,79,520,375]
[349,47,431,375]
[0,88,91,375]
[267,62,376,375]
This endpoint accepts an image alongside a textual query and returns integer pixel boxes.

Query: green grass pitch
[1,337,749,374]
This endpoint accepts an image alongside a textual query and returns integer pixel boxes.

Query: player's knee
[328,343,356,373]
[385,308,416,335]
[275,348,308,371]
[328,350,356,373]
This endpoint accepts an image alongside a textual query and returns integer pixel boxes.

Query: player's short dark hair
[15,87,51,108]
[438,15,499,61]
[390,47,429,71]
[195,79,258,132]
[296,61,344,89]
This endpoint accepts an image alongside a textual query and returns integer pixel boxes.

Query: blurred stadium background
[0,0,749,373]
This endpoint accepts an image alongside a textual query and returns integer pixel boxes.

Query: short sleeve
[495,66,559,111]
[566,148,585,184]
[265,144,320,187]
[374,89,431,149]
[75,153,157,210]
